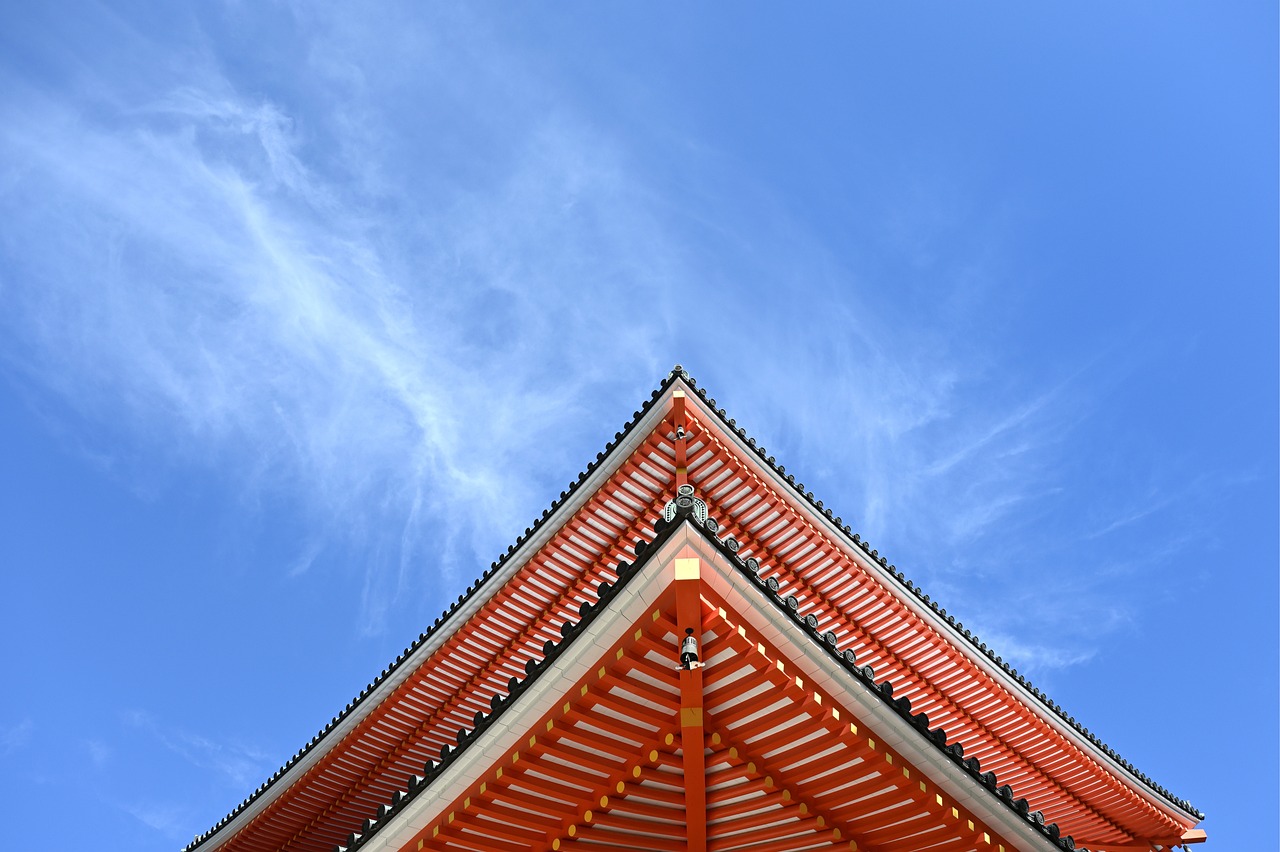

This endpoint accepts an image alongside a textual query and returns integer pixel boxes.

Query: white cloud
[0,718,34,755]
[0,17,681,631]
[0,2,1214,667]
[86,739,112,768]
[124,710,271,788]
[120,800,194,840]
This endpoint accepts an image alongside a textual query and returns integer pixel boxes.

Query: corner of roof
[667,368,1203,823]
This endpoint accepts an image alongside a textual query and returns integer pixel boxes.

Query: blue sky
[0,3,1274,849]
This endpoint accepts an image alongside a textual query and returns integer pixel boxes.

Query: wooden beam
[674,555,706,852]
[673,390,688,488]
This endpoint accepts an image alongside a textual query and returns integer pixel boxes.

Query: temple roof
[184,367,1202,852]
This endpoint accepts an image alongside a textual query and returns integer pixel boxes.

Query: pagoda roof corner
[183,368,1203,852]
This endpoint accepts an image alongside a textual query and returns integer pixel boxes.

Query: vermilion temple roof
[184,367,1203,852]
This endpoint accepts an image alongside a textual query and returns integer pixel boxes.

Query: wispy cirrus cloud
[0,718,34,756]
[0,3,1220,671]
[0,9,680,631]
[124,710,272,789]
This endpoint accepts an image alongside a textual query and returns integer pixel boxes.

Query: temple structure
[184,368,1205,852]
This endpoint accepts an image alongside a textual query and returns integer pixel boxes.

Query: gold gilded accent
[747,761,755,774]
[710,732,721,745]
[832,828,841,840]
[568,825,577,837]
[885,753,893,765]
[919,781,927,792]
[952,807,959,819]
[546,720,554,732]
[816,815,824,828]
[798,802,807,814]
[681,706,704,727]
[563,702,571,714]
[600,795,609,808]
[632,766,641,778]
[448,812,455,824]
[729,747,738,759]
[764,774,773,788]
[634,629,643,641]
[867,738,876,750]
[813,692,822,705]
[464,797,471,809]
[674,557,700,580]
[849,722,858,735]
[936,794,944,806]
[649,749,659,762]
[584,810,593,822]
[552,841,560,851]
[781,789,791,801]
[968,820,975,831]
[480,782,487,794]
[419,839,425,849]
[617,781,626,793]
[665,732,674,745]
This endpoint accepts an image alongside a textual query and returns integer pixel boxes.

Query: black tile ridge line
[180,370,685,852]
[692,516,1086,852]
[671,366,1203,820]
[333,508,698,852]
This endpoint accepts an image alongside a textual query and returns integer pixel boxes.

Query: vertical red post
[673,390,688,489]
[674,555,706,852]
